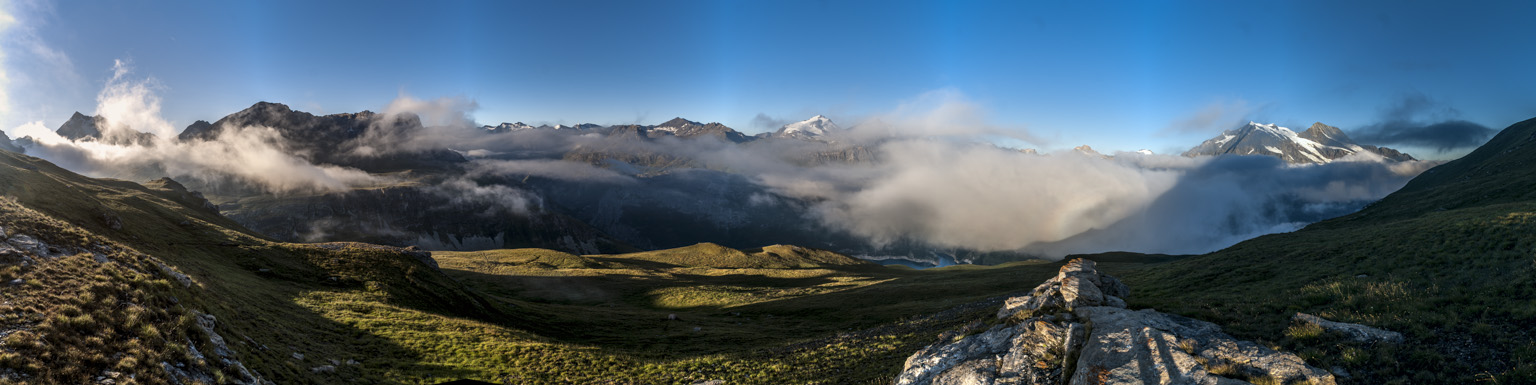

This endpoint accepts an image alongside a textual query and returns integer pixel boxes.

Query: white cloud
[13,61,386,194]
[1165,98,1258,135]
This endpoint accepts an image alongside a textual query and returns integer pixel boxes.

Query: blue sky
[3,0,1533,157]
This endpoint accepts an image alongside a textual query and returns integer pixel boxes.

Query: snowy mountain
[482,122,603,133]
[772,115,840,140]
[484,122,536,132]
[1184,122,1415,164]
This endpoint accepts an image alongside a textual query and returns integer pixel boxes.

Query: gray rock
[996,258,1128,320]
[894,325,1021,385]
[157,263,193,288]
[1293,312,1404,344]
[228,361,262,385]
[193,312,233,358]
[184,338,204,362]
[6,235,49,258]
[99,209,123,230]
[1060,274,1105,308]
[310,365,335,373]
[1071,307,1335,385]
[898,258,1335,385]
[1100,275,1130,299]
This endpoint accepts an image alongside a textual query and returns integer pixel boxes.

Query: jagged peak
[1299,122,1353,144]
[250,101,290,109]
[658,117,701,127]
[777,115,841,138]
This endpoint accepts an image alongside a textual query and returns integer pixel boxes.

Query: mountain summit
[618,117,751,143]
[773,115,840,140]
[1183,122,1415,164]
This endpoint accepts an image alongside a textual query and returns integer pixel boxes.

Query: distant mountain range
[1184,121,1415,164]
[0,103,1423,266]
[481,122,603,133]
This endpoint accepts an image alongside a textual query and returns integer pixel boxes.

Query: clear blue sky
[3,0,1533,157]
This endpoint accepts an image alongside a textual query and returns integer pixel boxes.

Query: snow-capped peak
[485,122,536,132]
[776,115,839,139]
[1184,121,1415,164]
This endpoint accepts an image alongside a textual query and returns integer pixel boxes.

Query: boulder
[996,259,1128,320]
[157,262,194,288]
[1292,313,1404,344]
[897,258,1335,385]
[895,321,1078,385]
[193,312,234,358]
[6,234,53,258]
[1071,307,1334,385]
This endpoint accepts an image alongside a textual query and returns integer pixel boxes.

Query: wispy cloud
[1163,98,1263,135]
[750,113,792,131]
[842,88,1043,145]
[12,61,386,194]
[1349,92,1496,152]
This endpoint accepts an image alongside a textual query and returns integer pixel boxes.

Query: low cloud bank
[9,64,384,194]
[1350,92,1497,153]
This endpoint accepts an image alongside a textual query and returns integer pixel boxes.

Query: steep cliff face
[896,259,1336,385]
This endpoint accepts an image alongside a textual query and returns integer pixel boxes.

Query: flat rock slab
[898,258,1336,385]
[1293,312,1404,344]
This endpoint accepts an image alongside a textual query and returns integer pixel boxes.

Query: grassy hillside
[426,246,1178,383]
[1109,117,1536,384]
[0,149,510,384]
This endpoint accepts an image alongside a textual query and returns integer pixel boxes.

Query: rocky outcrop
[0,130,21,153]
[1292,313,1403,344]
[55,112,157,146]
[896,259,1335,385]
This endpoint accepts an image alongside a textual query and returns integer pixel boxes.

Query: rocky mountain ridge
[53,111,158,146]
[1184,122,1415,164]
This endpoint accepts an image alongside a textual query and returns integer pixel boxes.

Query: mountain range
[1184,121,1415,164]
[1,103,1423,267]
